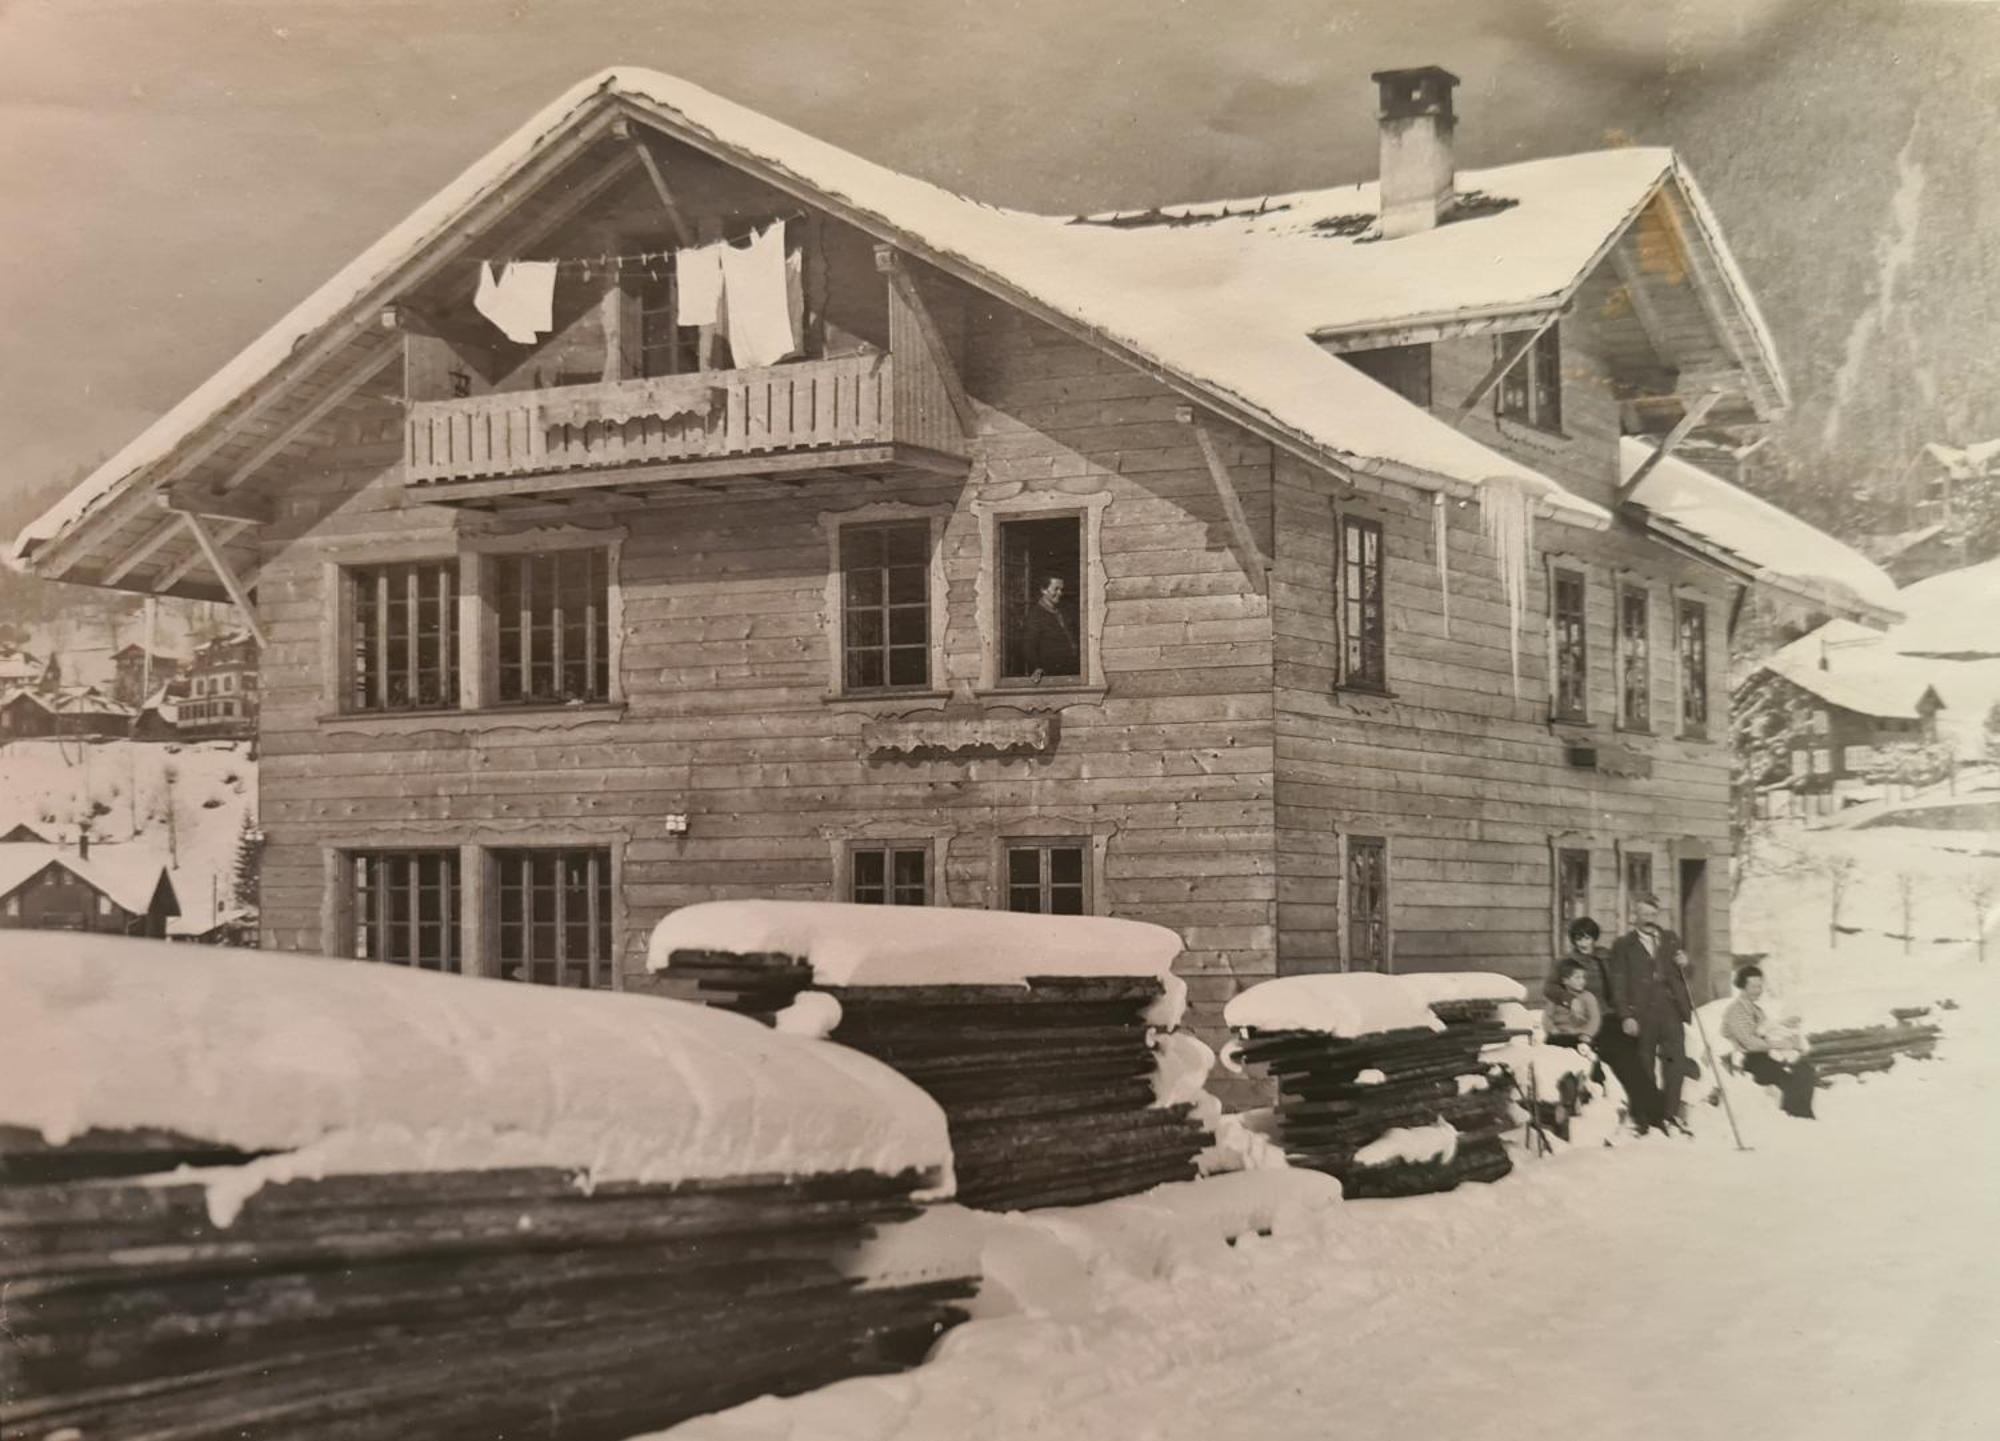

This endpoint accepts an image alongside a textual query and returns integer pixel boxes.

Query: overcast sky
[2,0,1993,530]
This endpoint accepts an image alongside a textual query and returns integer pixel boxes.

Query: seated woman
[1721,966,1818,1120]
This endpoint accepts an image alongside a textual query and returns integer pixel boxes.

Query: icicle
[1479,478,1536,699]
[1432,492,1452,637]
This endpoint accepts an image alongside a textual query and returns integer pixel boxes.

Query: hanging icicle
[1432,492,1452,637]
[1479,478,1537,699]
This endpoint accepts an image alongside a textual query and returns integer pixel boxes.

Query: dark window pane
[1008,849,1040,886]
[998,518,1083,681]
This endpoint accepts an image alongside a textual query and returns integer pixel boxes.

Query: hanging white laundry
[675,242,726,328]
[786,245,805,340]
[473,260,559,345]
[720,223,800,369]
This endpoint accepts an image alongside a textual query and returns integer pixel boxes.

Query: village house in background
[174,631,261,741]
[8,65,1897,1040]
[0,832,179,938]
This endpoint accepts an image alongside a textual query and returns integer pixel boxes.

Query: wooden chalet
[177,629,260,739]
[0,841,179,938]
[9,65,1896,1039]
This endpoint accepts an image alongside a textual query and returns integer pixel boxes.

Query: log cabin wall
[253,290,1280,1051]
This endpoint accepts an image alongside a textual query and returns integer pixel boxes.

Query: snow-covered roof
[0,842,175,914]
[1223,973,1446,1038]
[1621,439,1901,618]
[15,69,1827,575]
[1759,619,1941,720]
[648,899,1182,989]
[1,936,954,1223]
[1884,558,2000,658]
[1395,972,1528,1006]
[1922,439,2000,479]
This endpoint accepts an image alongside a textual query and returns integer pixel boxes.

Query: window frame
[1495,322,1563,434]
[339,558,464,715]
[994,513,1087,687]
[1550,565,1589,722]
[1001,836,1092,916]
[485,545,614,709]
[1555,844,1592,950]
[1335,511,1388,694]
[971,491,1110,696]
[1677,596,1710,738]
[837,519,935,695]
[821,503,950,701]
[1343,834,1391,973]
[1619,846,1656,929]
[1616,581,1653,733]
[847,840,933,906]
[344,848,464,973]
[490,845,616,988]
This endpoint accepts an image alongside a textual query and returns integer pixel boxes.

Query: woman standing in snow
[1721,966,1818,1120]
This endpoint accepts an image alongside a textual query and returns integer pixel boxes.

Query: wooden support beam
[151,519,253,593]
[378,300,499,354]
[613,118,695,248]
[1452,310,1562,423]
[176,512,266,648]
[102,520,187,587]
[1177,406,1268,597]
[156,488,270,526]
[875,247,976,437]
[1619,389,1723,500]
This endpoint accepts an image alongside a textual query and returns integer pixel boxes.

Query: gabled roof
[11,67,1789,583]
[1759,619,1942,721]
[0,843,179,916]
[1620,439,1900,620]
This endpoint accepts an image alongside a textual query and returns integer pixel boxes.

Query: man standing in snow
[1606,894,1693,1133]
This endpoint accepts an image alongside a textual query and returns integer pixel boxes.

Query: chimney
[1372,66,1460,239]
[78,828,90,861]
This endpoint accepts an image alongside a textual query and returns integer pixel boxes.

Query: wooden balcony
[404,351,970,502]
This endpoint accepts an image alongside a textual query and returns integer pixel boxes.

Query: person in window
[1019,574,1079,681]
[1721,966,1817,1119]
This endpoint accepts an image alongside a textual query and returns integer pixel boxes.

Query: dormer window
[1496,323,1562,433]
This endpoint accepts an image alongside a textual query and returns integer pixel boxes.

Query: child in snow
[1722,966,1817,1119]
[1543,960,1602,1048]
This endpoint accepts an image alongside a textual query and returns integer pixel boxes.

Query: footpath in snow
[654,956,1999,1441]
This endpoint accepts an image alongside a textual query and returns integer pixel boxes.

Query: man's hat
[1633,891,1663,908]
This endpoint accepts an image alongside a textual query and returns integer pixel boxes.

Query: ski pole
[1689,1004,1750,1152]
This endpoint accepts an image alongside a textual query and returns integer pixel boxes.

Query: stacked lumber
[2,935,973,1441]
[1224,973,1522,1198]
[1804,1004,1945,1078]
[2,1161,971,1441]
[649,901,1215,1212]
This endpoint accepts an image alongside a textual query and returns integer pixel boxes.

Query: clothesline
[467,213,809,276]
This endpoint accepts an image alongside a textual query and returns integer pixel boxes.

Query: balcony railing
[405,351,966,489]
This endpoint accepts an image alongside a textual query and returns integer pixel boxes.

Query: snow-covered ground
[0,737,254,935]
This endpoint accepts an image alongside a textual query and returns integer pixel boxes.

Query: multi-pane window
[841,523,930,692]
[1340,515,1386,690]
[1557,847,1591,937]
[1622,850,1654,923]
[1618,585,1651,730]
[1678,599,1709,735]
[494,549,611,706]
[494,848,613,988]
[1346,836,1389,972]
[1496,324,1562,432]
[1553,568,1588,720]
[638,269,702,378]
[1005,840,1087,915]
[998,517,1083,682]
[851,844,929,906]
[351,850,461,971]
[350,561,460,712]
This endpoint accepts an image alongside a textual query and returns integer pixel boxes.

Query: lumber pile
[649,902,1215,1211]
[1,1159,971,1441]
[1804,1004,1945,1079]
[1223,973,1522,1198]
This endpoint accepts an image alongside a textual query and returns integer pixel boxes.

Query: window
[1618,585,1651,730]
[1339,515,1387,691]
[1790,748,1811,776]
[1811,747,1832,774]
[1552,568,1588,721]
[494,848,613,988]
[1346,836,1389,972]
[1622,850,1654,924]
[350,560,461,712]
[1809,709,1831,736]
[493,549,610,705]
[998,517,1083,683]
[4,894,17,918]
[1005,839,1087,915]
[1342,344,1432,408]
[96,893,114,918]
[851,843,930,905]
[1557,847,1591,936]
[840,523,930,692]
[350,850,461,971]
[638,268,702,378]
[1496,323,1562,432]
[1678,599,1709,735]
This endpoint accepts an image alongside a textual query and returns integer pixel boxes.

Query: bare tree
[1825,854,1858,951]
[1970,876,1997,966]
[1896,872,1917,956]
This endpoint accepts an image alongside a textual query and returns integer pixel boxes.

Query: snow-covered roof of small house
[0,650,42,683]
[13,68,1798,583]
[0,842,178,915]
[0,685,54,712]
[1882,557,2000,659]
[1759,619,1942,720]
[1,936,954,1223]
[1620,439,1901,619]
[46,687,138,719]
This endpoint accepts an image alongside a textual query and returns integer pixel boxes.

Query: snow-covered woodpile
[1,938,970,1441]
[1804,1004,1946,1078]
[650,902,1215,1211]
[1223,973,1524,1197]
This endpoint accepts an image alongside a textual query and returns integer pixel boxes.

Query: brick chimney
[1372,66,1460,239]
